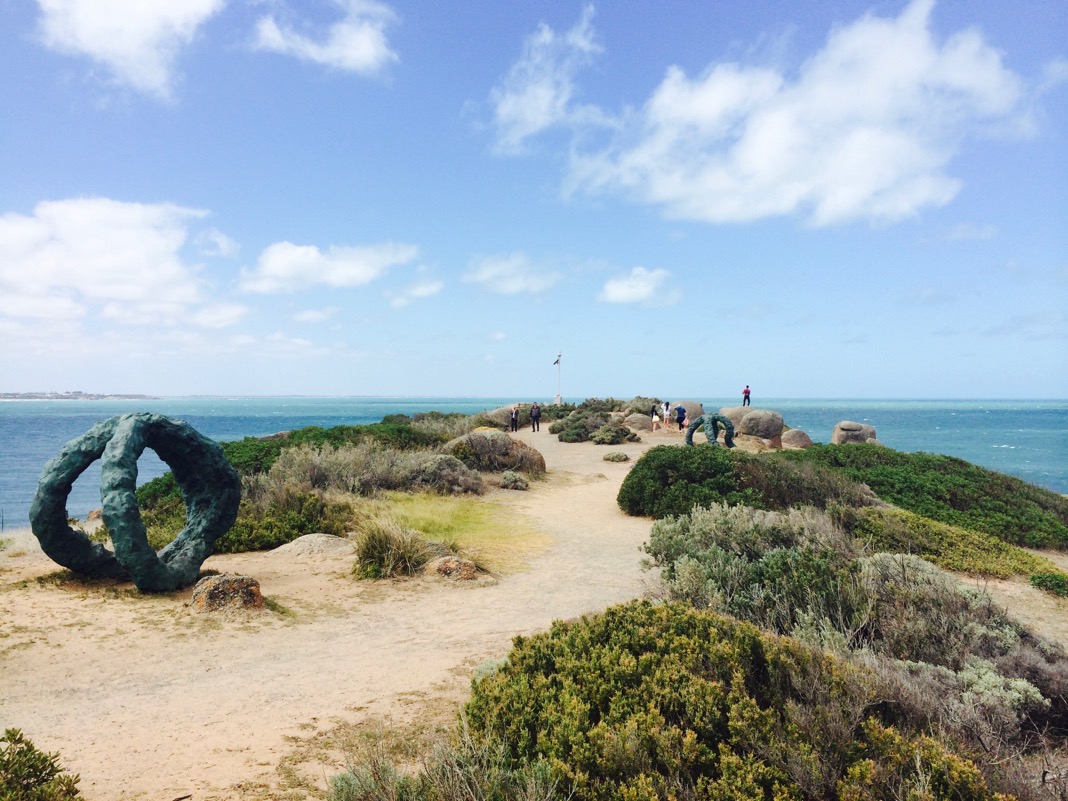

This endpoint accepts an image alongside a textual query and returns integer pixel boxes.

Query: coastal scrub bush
[588,423,637,445]
[1030,572,1068,597]
[776,443,1068,548]
[602,451,629,462]
[215,483,360,553]
[618,446,880,520]
[840,505,1062,579]
[220,436,285,475]
[0,728,80,801]
[616,445,755,518]
[549,409,610,443]
[443,431,545,474]
[462,600,1004,801]
[498,470,527,490]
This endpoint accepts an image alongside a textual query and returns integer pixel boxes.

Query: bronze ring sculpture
[685,413,736,448]
[29,413,241,592]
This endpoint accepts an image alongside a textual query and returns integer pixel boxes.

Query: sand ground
[2,425,1065,800]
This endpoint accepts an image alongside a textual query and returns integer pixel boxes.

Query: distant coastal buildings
[0,391,160,400]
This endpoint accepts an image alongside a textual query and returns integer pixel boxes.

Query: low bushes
[643,502,1068,790]
[840,505,1062,579]
[462,600,1005,801]
[0,728,80,801]
[618,445,881,520]
[776,443,1068,549]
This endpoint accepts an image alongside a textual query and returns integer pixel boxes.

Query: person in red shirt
[742,385,751,406]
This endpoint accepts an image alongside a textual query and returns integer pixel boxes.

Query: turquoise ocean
[0,397,1064,530]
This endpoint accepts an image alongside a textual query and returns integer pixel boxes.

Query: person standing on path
[650,403,662,431]
[674,403,687,431]
[510,404,520,432]
[742,385,751,406]
[530,402,541,432]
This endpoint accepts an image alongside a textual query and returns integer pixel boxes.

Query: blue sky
[0,0,1065,400]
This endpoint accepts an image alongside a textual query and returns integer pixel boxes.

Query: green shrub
[463,600,1002,801]
[1029,572,1068,597]
[618,446,881,520]
[214,486,360,553]
[602,452,629,463]
[551,409,610,443]
[0,728,80,801]
[220,436,285,475]
[443,432,544,474]
[776,443,1068,548]
[841,506,1059,579]
[588,423,637,446]
[616,445,756,518]
[499,471,528,491]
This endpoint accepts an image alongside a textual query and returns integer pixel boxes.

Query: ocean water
[0,396,1064,530]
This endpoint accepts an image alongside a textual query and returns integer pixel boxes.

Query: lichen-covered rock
[624,412,652,431]
[738,409,785,440]
[425,556,479,581]
[832,420,880,445]
[189,574,264,612]
[781,428,815,449]
[442,431,546,473]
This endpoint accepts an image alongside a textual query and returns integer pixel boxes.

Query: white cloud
[36,0,224,99]
[462,252,561,294]
[946,222,997,241]
[489,4,606,154]
[0,197,214,326]
[293,306,340,323]
[597,266,677,305]
[191,303,248,328]
[387,279,444,308]
[253,0,398,74]
[489,331,507,341]
[196,227,239,257]
[551,0,1029,226]
[240,240,419,293]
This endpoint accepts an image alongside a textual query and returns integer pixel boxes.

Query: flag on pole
[553,354,561,365]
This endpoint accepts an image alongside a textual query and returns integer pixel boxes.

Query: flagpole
[554,351,562,405]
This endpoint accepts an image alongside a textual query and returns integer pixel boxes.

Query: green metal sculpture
[685,413,735,448]
[29,413,241,592]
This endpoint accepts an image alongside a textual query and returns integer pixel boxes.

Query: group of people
[508,387,752,437]
[510,402,541,432]
[651,386,752,431]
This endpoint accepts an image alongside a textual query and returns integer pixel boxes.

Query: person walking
[650,403,661,431]
[674,403,687,431]
[530,402,541,432]
[510,404,520,432]
[742,385,751,406]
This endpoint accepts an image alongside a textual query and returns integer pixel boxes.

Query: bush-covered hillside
[775,443,1068,548]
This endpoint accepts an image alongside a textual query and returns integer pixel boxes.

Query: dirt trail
[0,429,660,801]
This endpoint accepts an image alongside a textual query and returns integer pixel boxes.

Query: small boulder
[190,574,264,612]
[425,556,479,581]
[624,412,652,431]
[832,421,880,445]
[781,428,814,449]
[719,406,749,430]
[738,409,785,439]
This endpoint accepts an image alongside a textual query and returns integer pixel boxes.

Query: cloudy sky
[1,0,1065,399]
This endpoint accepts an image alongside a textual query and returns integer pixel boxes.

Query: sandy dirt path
[0,429,666,801]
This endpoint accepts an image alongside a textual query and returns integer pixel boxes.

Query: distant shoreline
[0,392,161,401]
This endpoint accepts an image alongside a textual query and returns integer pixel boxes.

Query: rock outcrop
[781,428,815,449]
[624,412,653,431]
[832,421,880,445]
[189,574,264,612]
